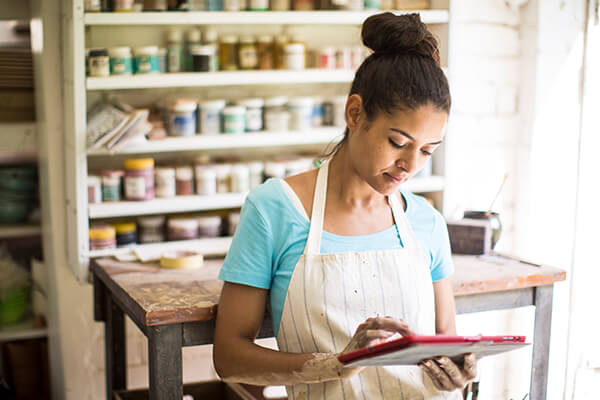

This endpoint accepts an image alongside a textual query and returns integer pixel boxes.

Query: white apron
[276,161,461,399]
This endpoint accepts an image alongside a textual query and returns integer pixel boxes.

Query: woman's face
[346,99,448,195]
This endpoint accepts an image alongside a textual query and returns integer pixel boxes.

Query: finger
[419,362,445,391]
[463,353,478,379]
[366,317,413,335]
[435,357,466,388]
[364,329,394,343]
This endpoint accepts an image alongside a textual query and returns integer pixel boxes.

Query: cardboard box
[447,219,493,255]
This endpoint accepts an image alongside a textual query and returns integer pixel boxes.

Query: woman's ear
[345,94,363,132]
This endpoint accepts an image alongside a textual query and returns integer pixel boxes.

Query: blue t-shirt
[219,179,454,335]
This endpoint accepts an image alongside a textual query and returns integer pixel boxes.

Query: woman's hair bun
[362,12,440,64]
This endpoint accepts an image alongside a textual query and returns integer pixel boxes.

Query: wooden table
[92,255,565,400]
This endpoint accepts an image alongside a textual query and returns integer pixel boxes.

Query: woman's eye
[422,149,433,156]
[389,138,406,149]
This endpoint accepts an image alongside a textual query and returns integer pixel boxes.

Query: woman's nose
[396,150,419,173]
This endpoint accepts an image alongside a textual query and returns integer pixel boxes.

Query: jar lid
[124,158,154,170]
[264,96,288,107]
[240,35,255,44]
[247,161,265,173]
[199,99,226,109]
[204,28,218,43]
[89,225,116,240]
[100,170,125,178]
[221,35,238,44]
[155,167,176,177]
[288,97,314,107]
[284,43,305,53]
[222,106,246,115]
[190,45,216,56]
[114,222,136,234]
[197,215,222,227]
[137,215,166,228]
[168,29,183,43]
[108,46,132,57]
[134,46,159,56]
[237,98,264,108]
[87,175,101,185]
[168,217,199,230]
[186,28,202,43]
[175,166,194,180]
[257,35,273,43]
[171,100,197,113]
[89,48,108,57]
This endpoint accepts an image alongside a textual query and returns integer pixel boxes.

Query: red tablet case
[338,335,529,367]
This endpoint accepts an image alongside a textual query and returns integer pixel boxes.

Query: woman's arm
[433,277,457,335]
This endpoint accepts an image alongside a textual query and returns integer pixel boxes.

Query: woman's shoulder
[401,190,445,233]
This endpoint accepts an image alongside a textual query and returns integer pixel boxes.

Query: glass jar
[257,35,274,70]
[114,0,135,11]
[155,167,176,198]
[292,0,314,10]
[274,35,288,70]
[270,0,291,10]
[191,45,216,72]
[175,166,194,195]
[219,35,238,71]
[88,49,110,77]
[124,158,155,201]
[238,36,258,70]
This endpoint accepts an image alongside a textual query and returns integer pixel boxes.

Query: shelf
[0,123,37,164]
[88,236,233,260]
[87,128,343,156]
[0,319,47,342]
[84,10,449,26]
[88,192,247,219]
[0,224,41,238]
[401,175,445,193]
[86,69,356,90]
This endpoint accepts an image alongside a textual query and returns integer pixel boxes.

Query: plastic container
[114,222,137,247]
[100,170,124,202]
[257,35,274,70]
[364,0,381,10]
[283,43,306,70]
[124,158,155,201]
[155,167,176,198]
[195,165,218,195]
[247,161,265,189]
[230,164,250,193]
[185,28,202,72]
[88,175,102,204]
[89,225,116,250]
[288,97,314,131]
[158,48,168,73]
[215,164,232,193]
[238,98,264,132]
[169,100,197,137]
[222,106,246,134]
[88,49,110,77]
[264,96,289,131]
[318,47,336,69]
[197,216,223,238]
[238,36,258,70]
[108,47,134,75]
[138,215,166,244]
[176,166,194,195]
[191,45,215,72]
[227,212,241,236]
[167,217,199,241]
[204,28,220,70]
[167,29,184,73]
[134,46,160,74]
[204,0,224,11]
[114,0,135,11]
[198,99,225,135]
[219,35,238,71]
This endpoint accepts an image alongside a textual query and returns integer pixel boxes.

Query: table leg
[148,324,183,400]
[530,285,553,400]
[104,294,126,400]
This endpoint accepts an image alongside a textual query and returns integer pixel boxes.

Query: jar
[158,47,168,73]
[195,164,218,195]
[322,99,334,126]
[176,166,194,195]
[114,222,137,247]
[227,212,241,236]
[134,46,160,74]
[336,47,352,69]
[169,100,197,137]
[270,0,291,10]
[264,96,289,131]
[167,29,183,73]
[203,28,220,70]
[215,164,232,193]
[364,0,380,9]
[191,45,215,72]
[264,161,287,180]
[85,48,90,76]
[219,35,238,71]
[343,0,363,9]
[168,217,199,241]
[224,0,241,11]
[138,215,166,244]
[230,164,250,193]
[88,175,102,204]
[144,0,168,10]
[197,216,223,238]
[198,99,226,135]
[108,47,133,75]
[155,167,176,198]
[185,28,202,72]
[247,161,265,189]
[257,35,274,70]
[89,225,116,250]
[292,0,314,10]
[238,36,258,70]
[124,158,155,201]
[222,106,246,134]
[351,45,365,69]
[114,0,135,11]
[273,35,288,70]
[88,49,110,77]
[85,0,101,12]
[318,47,336,69]
[238,98,264,132]
[288,97,314,131]
[312,97,324,127]
[205,0,224,11]
[332,96,347,127]
[249,0,268,10]
[283,43,306,70]
[100,170,124,202]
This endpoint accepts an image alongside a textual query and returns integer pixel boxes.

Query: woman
[214,12,477,399]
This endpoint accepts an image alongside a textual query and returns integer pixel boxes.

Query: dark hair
[326,12,450,156]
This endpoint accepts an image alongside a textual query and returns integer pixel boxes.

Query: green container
[0,199,32,224]
[0,286,29,325]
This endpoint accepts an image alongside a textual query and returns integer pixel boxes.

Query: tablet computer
[338,335,529,367]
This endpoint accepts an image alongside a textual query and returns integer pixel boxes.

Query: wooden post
[530,285,553,400]
[104,294,126,399]
[148,324,183,400]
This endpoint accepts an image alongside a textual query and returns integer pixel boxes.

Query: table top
[91,254,566,327]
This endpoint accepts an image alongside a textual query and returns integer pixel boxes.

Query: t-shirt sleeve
[218,199,274,289]
[429,212,454,282]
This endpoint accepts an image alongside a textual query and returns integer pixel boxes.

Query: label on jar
[239,47,258,69]
[172,114,196,136]
[125,176,147,199]
[89,57,110,77]
[155,176,176,198]
[223,116,245,134]
[102,186,120,202]
[200,111,221,135]
[245,108,263,131]
[167,46,182,72]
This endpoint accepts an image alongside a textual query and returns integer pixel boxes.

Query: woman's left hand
[419,353,477,391]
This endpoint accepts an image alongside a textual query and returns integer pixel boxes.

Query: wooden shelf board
[0,224,41,238]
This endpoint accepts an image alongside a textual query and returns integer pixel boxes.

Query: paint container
[364,0,380,9]
[158,47,168,73]
[288,97,314,131]
[283,43,306,70]
[264,96,289,132]
[134,46,160,74]
[185,28,202,72]
[197,216,223,238]
[87,175,102,204]
[248,161,265,189]
[89,225,116,250]
[219,35,238,71]
[167,29,184,73]
[227,212,241,236]
[318,47,336,69]
[336,47,353,69]
[230,164,250,193]
[108,47,133,75]
[100,170,124,202]
[114,222,137,247]
[138,215,166,244]
[238,98,264,132]
[191,45,215,72]
[176,166,194,195]
[155,167,176,198]
[167,217,199,241]
[257,35,274,70]
[264,161,287,180]
[198,100,226,135]
[124,158,155,201]
[114,0,135,11]
[195,165,218,195]
[332,96,347,127]
[222,106,246,134]
[215,164,232,193]
[169,100,197,137]
[88,49,110,77]
[205,0,224,11]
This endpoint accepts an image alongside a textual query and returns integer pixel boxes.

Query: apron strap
[388,192,420,251]
[304,160,329,255]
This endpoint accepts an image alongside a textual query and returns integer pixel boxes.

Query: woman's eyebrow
[390,128,443,145]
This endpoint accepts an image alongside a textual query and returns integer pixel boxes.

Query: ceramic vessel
[463,210,502,249]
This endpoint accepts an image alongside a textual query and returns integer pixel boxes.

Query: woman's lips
[384,173,407,184]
